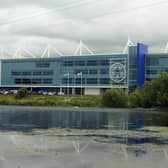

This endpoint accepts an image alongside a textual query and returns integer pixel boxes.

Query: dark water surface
[0,106,167,168]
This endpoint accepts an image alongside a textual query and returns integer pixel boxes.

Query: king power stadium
[0,42,167,95]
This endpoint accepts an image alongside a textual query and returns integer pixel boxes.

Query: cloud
[0,0,168,58]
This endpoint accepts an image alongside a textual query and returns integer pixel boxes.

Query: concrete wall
[84,88,101,96]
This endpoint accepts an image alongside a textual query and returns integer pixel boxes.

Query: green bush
[128,73,168,108]
[129,89,142,107]
[141,81,157,108]
[154,73,168,107]
[102,89,128,108]
[16,88,29,99]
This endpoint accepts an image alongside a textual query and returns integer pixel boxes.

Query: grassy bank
[0,95,102,107]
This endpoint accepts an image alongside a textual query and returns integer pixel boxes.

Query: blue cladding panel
[137,43,148,88]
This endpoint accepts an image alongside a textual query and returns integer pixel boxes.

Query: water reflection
[0,106,167,167]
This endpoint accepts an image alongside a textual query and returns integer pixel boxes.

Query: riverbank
[0,95,167,112]
[0,95,102,107]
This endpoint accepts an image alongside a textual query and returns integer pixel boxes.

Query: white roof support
[123,37,134,54]
[74,40,94,56]
[41,44,63,58]
[14,47,35,59]
[164,42,168,53]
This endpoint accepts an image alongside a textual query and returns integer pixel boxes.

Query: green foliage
[129,73,168,108]
[102,89,128,108]
[16,88,29,99]
[141,81,157,108]
[0,95,101,107]
[129,89,142,108]
[154,73,168,107]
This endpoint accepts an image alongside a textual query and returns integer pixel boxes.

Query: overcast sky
[0,0,168,58]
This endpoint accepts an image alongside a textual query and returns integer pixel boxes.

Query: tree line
[102,73,168,108]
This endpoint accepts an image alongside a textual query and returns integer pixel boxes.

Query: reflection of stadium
[0,42,167,95]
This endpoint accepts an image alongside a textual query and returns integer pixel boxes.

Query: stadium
[0,41,167,95]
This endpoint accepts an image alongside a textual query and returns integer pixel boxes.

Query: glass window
[74,69,87,75]
[22,72,31,76]
[32,79,41,84]
[43,71,54,76]
[15,78,22,84]
[87,60,98,66]
[62,78,73,84]
[75,61,85,66]
[75,78,85,84]
[100,60,109,66]
[33,71,42,76]
[89,69,98,74]
[146,69,157,74]
[22,78,31,84]
[12,71,21,76]
[100,78,110,84]
[86,78,98,84]
[36,62,50,68]
[43,79,53,84]
[100,69,109,74]
[63,61,73,66]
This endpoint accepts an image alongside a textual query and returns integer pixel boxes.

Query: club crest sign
[109,62,126,83]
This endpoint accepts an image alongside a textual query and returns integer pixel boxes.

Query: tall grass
[0,95,101,107]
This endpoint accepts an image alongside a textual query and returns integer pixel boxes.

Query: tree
[141,81,157,108]
[129,89,142,107]
[154,73,168,107]
[102,89,128,107]
[16,88,29,99]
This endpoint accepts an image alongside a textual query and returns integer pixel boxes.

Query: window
[100,78,110,84]
[43,71,54,76]
[146,69,157,74]
[75,78,85,84]
[22,79,31,84]
[22,71,31,76]
[33,71,42,76]
[147,58,159,66]
[100,69,109,74]
[86,78,98,84]
[89,69,98,74]
[100,60,109,66]
[74,69,87,75]
[62,78,73,84]
[36,62,50,68]
[32,79,41,84]
[63,61,73,66]
[75,61,85,66]
[12,71,21,76]
[43,79,53,84]
[87,60,98,66]
[15,78,22,84]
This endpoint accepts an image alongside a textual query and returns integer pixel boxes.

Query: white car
[48,92,55,96]
[58,92,64,96]
[3,91,9,95]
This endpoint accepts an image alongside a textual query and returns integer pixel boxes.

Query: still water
[0,106,167,168]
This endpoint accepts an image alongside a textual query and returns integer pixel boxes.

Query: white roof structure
[74,40,94,56]
[123,38,134,54]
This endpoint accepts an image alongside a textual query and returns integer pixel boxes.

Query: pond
[0,106,167,168]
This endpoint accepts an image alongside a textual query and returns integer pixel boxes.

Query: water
[0,106,167,168]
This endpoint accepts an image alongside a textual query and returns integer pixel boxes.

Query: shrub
[129,89,142,108]
[16,88,29,99]
[141,81,157,108]
[102,89,128,108]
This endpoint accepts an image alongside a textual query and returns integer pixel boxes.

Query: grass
[0,94,102,107]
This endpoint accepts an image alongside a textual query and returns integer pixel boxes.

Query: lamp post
[77,72,83,96]
[64,72,70,96]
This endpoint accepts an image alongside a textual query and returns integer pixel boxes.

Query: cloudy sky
[0,0,168,57]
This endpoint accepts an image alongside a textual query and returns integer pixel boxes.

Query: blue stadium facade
[0,43,167,95]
